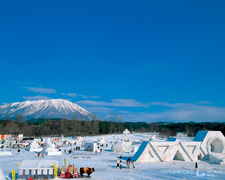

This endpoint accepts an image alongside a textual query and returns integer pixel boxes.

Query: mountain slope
[0,99,95,120]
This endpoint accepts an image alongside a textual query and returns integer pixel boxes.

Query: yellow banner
[12,170,15,180]
[53,164,57,177]
[64,158,66,167]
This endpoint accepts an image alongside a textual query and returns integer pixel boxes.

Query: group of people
[116,156,135,169]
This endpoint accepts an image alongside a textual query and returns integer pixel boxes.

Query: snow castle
[112,129,133,152]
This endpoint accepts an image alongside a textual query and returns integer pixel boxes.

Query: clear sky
[0,1,225,122]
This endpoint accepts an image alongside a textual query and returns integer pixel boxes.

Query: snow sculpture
[130,131,225,164]
[207,137,224,153]
[112,129,133,152]
[76,137,83,143]
[123,129,130,137]
[61,135,66,142]
[0,144,12,156]
[131,145,138,154]
[149,133,157,141]
[111,141,125,152]
[97,136,106,144]
[123,129,133,144]
[29,141,43,152]
[0,168,5,180]
[84,142,99,152]
[42,139,62,156]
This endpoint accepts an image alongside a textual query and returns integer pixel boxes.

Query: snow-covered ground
[1,133,225,180]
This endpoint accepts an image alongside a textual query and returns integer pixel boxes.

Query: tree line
[0,117,129,137]
[1,116,225,137]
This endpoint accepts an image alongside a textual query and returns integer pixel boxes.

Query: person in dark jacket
[116,159,120,168]
[195,162,198,171]
[119,159,122,170]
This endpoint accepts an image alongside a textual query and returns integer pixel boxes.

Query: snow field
[1,133,225,180]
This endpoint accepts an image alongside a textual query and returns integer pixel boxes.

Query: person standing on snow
[126,157,131,169]
[195,162,198,171]
[116,159,120,168]
[119,159,122,170]
[131,160,135,169]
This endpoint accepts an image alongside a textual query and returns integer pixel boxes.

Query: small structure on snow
[28,141,43,152]
[18,160,58,178]
[84,142,100,153]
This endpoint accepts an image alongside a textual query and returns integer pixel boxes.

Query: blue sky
[0,1,225,122]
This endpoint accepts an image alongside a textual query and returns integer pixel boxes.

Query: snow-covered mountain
[0,99,95,120]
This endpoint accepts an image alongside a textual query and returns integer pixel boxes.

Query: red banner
[1,135,5,140]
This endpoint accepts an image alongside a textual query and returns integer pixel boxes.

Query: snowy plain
[1,133,225,180]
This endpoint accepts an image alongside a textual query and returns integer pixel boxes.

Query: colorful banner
[1,135,5,140]
[53,164,57,177]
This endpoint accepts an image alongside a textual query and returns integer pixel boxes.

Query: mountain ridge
[0,99,95,120]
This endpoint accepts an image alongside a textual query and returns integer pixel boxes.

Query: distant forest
[1,115,225,137]
[0,116,225,137]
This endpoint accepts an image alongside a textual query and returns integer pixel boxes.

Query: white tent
[19,160,58,177]
[20,160,58,169]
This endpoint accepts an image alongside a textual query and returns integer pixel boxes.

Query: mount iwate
[0,99,95,120]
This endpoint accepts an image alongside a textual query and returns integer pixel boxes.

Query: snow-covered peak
[0,99,94,120]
